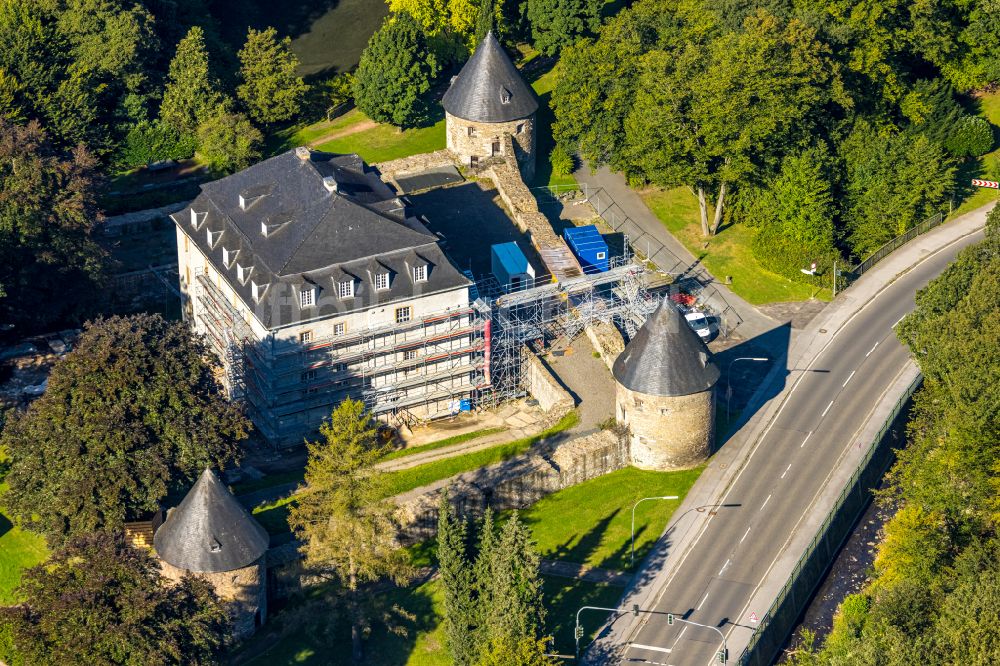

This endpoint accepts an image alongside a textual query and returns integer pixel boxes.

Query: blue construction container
[563,225,609,273]
[491,242,535,291]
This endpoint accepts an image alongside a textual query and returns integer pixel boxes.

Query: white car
[685,311,714,340]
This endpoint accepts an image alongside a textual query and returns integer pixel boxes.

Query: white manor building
[172,147,485,446]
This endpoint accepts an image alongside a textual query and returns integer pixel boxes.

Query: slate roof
[172,149,472,330]
[442,31,538,123]
[153,468,269,573]
[612,299,720,397]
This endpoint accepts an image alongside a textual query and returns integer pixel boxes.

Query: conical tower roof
[613,299,720,397]
[442,31,538,123]
[154,468,269,573]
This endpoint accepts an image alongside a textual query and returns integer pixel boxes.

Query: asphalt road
[610,228,986,666]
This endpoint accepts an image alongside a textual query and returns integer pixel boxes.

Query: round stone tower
[442,31,539,180]
[154,468,270,640]
[613,300,721,471]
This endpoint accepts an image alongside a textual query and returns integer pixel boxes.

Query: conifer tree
[236,27,308,125]
[159,26,224,135]
[437,490,477,665]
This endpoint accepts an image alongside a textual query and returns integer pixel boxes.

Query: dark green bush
[115,121,196,169]
[944,115,994,157]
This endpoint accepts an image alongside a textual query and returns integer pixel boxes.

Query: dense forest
[551,0,1000,275]
[788,207,1000,664]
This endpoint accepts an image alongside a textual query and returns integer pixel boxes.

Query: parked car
[684,310,715,341]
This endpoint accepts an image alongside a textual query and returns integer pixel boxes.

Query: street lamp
[575,604,640,658]
[631,496,679,566]
[726,357,769,420]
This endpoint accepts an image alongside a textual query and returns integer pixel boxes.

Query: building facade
[442,31,538,180]
[172,148,485,446]
[613,300,720,471]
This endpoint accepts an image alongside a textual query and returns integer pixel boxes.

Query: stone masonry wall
[396,428,628,544]
[374,149,455,183]
[446,111,536,181]
[525,350,574,412]
[586,321,625,372]
[160,559,266,640]
[617,383,715,471]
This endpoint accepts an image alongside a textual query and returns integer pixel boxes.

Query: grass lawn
[948,90,1000,218]
[235,573,618,664]
[642,187,830,305]
[313,117,446,164]
[520,466,703,573]
[528,62,578,190]
[251,412,580,538]
[0,481,49,604]
[380,427,508,463]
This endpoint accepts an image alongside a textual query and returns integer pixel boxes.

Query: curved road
[598,226,986,666]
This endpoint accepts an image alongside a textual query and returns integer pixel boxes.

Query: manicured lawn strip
[380,427,508,463]
[381,411,580,498]
[0,483,49,604]
[252,495,295,537]
[314,118,446,164]
[231,468,306,496]
[641,187,829,304]
[519,466,702,573]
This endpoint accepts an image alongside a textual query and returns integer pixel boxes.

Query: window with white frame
[375,272,390,291]
[596,251,606,260]
[337,279,354,298]
[403,349,417,361]
[300,288,316,308]
[301,369,317,382]
[299,330,313,343]
[395,306,411,324]
[412,265,427,282]
[333,322,346,336]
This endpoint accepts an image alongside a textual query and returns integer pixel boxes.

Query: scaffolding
[191,245,654,446]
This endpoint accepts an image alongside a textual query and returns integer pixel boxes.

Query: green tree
[475,0,494,43]
[477,634,557,666]
[478,512,546,653]
[353,13,440,128]
[196,107,262,173]
[288,399,412,662]
[524,0,601,56]
[159,26,224,136]
[116,119,197,169]
[0,119,106,329]
[0,532,228,665]
[236,27,308,124]
[438,490,477,665]
[1,314,248,544]
[944,116,994,157]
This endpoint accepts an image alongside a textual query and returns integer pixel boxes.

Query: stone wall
[617,383,715,471]
[446,111,536,181]
[525,350,574,412]
[396,428,628,544]
[586,321,625,371]
[160,558,266,640]
[374,149,455,183]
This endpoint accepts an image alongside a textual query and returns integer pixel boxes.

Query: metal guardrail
[738,372,923,665]
[845,212,945,282]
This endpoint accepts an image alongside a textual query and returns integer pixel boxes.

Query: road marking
[800,431,813,448]
[740,526,751,543]
[781,464,791,479]
[842,370,856,387]
[892,315,905,328]
[866,341,880,357]
[630,643,671,654]
[821,400,834,417]
[760,494,771,511]
[718,559,730,576]
[697,592,710,609]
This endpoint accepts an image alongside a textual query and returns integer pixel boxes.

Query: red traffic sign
[749,612,759,624]
[972,179,1000,189]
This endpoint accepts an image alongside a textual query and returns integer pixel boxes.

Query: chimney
[295,146,311,160]
[323,176,339,193]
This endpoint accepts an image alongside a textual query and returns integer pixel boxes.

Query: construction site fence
[532,183,744,338]
[843,212,945,284]
[737,373,922,666]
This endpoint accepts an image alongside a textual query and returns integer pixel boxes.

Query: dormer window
[375,272,390,291]
[236,263,253,284]
[412,265,427,283]
[189,208,206,229]
[499,86,511,104]
[251,280,268,303]
[299,288,316,308]
[337,279,354,298]
[261,212,292,237]
[206,228,222,248]
[222,247,238,268]
[238,184,272,210]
